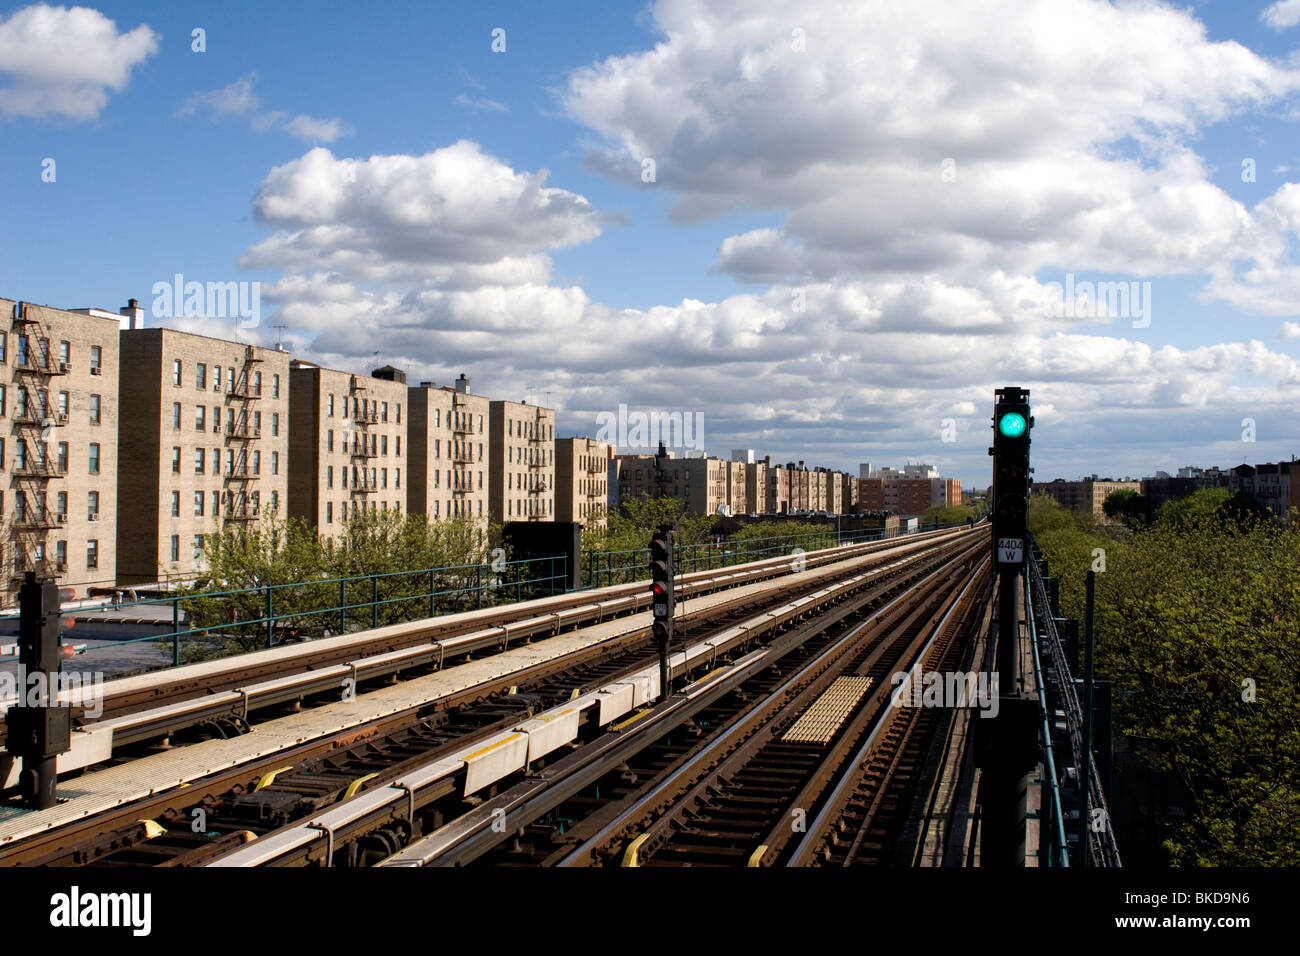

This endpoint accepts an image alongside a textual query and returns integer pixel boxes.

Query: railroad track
[0,529,982,865]
[374,536,989,868]
[0,528,970,776]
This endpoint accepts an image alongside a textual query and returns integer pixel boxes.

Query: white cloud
[1278,321,1300,339]
[454,94,508,113]
[1262,0,1300,30]
[178,72,352,143]
[241,142,601,286]
[0,3,158,121]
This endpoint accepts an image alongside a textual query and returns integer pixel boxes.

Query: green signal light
[998,412,1027,438]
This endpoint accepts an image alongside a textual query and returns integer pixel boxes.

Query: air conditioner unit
[55,562,67,572]
[90,367,102,376]
[59,362,70,373]
[213,424,222,432]
[88,513,99,522]
[215,383,222,391]
[56,513,67,523]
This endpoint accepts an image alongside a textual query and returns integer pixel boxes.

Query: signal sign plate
[997,538,1024,563]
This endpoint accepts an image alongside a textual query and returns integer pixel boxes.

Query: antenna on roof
[272,322,288,351]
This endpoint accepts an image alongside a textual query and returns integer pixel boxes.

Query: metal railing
[15,553,568,672]
[1026,540,1122,867]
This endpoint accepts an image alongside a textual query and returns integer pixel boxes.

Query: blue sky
[3,0,1300,487]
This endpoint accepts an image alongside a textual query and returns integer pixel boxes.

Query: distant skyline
[3,0,1300,488]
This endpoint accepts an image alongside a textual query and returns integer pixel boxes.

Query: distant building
[555,437,611,528]
[407,377,491,524]
[1254,460,1293,525]
[489,398,555,522]
[730,448,756,464]
[1037,476,1140,521]
[856,463,959,517]
[288,361,407,537]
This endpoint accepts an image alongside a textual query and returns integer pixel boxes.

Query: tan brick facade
[555,437,611,527]
[407,381,491,523]
[117,329,290,584]
[0,299,120,600]
[490,400,555,522]
[289,362,407,536]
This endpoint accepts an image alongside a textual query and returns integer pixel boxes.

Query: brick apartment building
[117,328,291,584]
[407,375,492,524]
[489,398,555,522]
[0,298,124,599]
[288,361,407,535]
[555,437,612,527]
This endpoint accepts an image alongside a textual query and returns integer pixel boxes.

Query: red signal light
[651,582,667,596]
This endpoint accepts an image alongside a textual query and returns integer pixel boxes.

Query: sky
[2,0,1300,488]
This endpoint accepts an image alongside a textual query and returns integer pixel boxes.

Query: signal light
[997,412,1027,439]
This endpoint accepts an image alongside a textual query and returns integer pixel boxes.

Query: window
[254,371,262,395]
[173,359,182,386]
[212,491,219,516]
[326,501,333,524]
[0,385,5,416]
[395,468,400,489]
[58,391,69,418]
[194,491,205,517]
[327,466,333,489]
[341,501,347,522]
[396,436,401,456]
[253,450,261,475]
[15,387,26,417]
[90,345,102,372]
[17,335,28,365]
[272,413,279,437]
[381,402,388,422]
[172,402,181,428]
[382,468,388,488]
[193,535,205,561]
[271,490,279,512]
[227,367,235,392]
[435,409,440,428]
[195,406,206,430]
[87,539,99,570]
[478,414,482,432]
[59,341,70,364]
[56,491,67,516]
[56,540,66,568]
[272,451,279,475]
[195,448,205,473]
[0,333,5,362]
[272,374,280,398]
[214,366,221,389]
[397,403,402,424]
[196,363,207,389]
[170,535,180,563]
[327,430,333,452]
[57,442,68,472]
[226,449,234,474]
[172,447,181,473]
[254,411,261,432]
[328,394,334,416]
[381,435,388,455]
[88,443,100,474]
[171,490,180,517]
[88,491,99,517]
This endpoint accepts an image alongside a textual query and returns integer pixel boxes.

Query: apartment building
[1036,477,1140,521]
[489,398,555,523]
[555,437,612,527]
[858,463,960,517]
[407,375,491,523]
[726,460,747,515]
[117,329,290,584]
[614,452,729,516]
[765,461,791,514]
[743,461,766,516]
[288,361,407,535]
[0,298,122,600]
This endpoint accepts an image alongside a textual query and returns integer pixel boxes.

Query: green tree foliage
[1103,488,1147,528]
[170,508,498,661]
[588,494,717,553]
[920,503,979,525]
[1034,493,1300,865]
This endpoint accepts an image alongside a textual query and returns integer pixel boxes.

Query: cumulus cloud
[0,3,158,120]
[241,1,1300,479]
[1278,321,1300,339]
[241,142,601,286]
[178,73,352,143]
[1262,0,1300,30]
[564,0,1300,298]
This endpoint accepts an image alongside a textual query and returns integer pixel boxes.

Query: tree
[1103,488,1147,528]
[920,503,978,526]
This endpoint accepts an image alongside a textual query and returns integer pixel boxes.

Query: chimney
[456,373,469,394]
[119,297,144,330]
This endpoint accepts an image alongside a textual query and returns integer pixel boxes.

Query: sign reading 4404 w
[997,538,1024,563]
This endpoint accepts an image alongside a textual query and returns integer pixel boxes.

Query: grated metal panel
[782,676,874,744]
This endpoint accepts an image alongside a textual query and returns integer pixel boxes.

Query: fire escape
[348,375,378,502]
[526,408,547,520]
[10,309,68,582]
[224,346,262,521]
[451,393,474,515]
